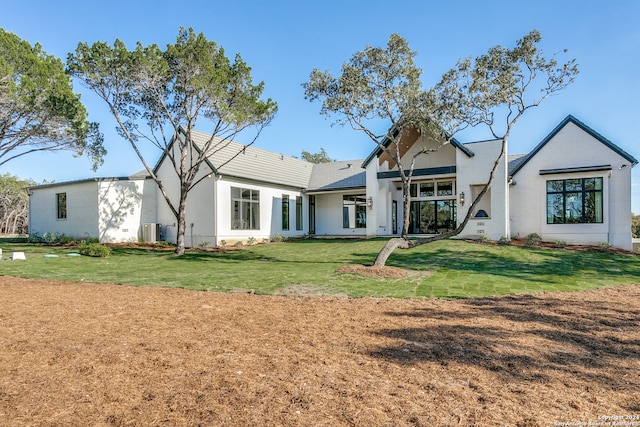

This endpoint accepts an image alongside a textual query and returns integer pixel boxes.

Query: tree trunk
[174,187,189,255]
[373,238,410,267]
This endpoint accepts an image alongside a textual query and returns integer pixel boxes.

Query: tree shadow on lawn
[369,290,640,393]
[351,246,640,284]
[117,246,342,265]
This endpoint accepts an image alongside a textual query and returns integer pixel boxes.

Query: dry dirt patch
[0,276,639,426]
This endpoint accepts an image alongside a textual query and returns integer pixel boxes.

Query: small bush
[498,236,510,245]
[524,233,541,247]
[234,241,243,248]
[553,240,567,248]
[271,233,284,243]
[477,234,490,243]
[198,241,210,248]
[219,240,227,248]
[77,241,111,257]
[247,237,256,246]
[597,241,611,251]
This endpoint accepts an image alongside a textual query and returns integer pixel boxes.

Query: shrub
[597,241,611,251]
[524,233,541,247]
[234,241,243,248]
[219,240,227,248]
[270,233,284,243]
[247,236,256,246]
[77,241,111,257]
[553,240,567,248]
[498,236,510,245]
[477,234,490,243]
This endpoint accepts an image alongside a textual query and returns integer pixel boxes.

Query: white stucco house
[28,115,638,250]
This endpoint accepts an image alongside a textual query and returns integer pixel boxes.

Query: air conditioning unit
[143,223,162,243]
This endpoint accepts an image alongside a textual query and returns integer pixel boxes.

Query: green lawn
[0,238,638,299]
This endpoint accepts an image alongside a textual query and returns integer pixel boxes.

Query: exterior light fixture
[367,196,373,209]
[459,191,465,206]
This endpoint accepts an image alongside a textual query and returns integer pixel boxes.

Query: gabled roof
[167,128,314,189]
[362,127,474,168]
[306,160,366,192]
[510,115,638,177]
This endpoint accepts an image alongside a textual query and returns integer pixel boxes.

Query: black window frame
[56,192,67,219]
[546,177,603,224]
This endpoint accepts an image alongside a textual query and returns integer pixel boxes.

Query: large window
[296,196,303,231]
[231,187,260,230]
[282,195,289,230]
[409,200,456,234]
[546,177,603,224]
[56,193,67,219]
[343,195,367,228]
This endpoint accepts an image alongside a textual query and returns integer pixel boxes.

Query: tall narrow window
[296,196,303,230]
[231,187,260,230]
[56,193,67,219]
[282,195,289,230]
[308,195,316,235]
[546,177,603,224]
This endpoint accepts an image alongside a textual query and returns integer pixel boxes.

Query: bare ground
[0,276,639,426]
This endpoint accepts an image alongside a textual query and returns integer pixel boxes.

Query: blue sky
[2,0,639,212]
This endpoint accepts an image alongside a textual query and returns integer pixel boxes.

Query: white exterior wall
[29,181,99,239]
[510,122,633,250]
[313,191,367,237]
[97,179,157,243]
[366,137,508,240]
[456,139,509,240]
[215,177,307,245]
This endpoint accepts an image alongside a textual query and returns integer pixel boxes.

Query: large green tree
[67,28,277,255]
[0,29,104,169]
[301,148,334,163]
[0,173,34,235]
[305,31,578,267]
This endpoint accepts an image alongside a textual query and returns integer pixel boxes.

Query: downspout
[212,174,218,247]
[607,170,612,246]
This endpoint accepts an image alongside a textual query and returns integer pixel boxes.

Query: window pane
[420,182,434,197]
[250,201,259,229]
[547,180,563,192]
[547,193,564,224]
[436,200,456,232]
[296,196,303,230]
[57,193,67,219]
[421,201,436,233]
[410,184,417,198]
[437,181,453,196]
[584,191,603,223]
[566,179,582,191]
[282,195,289,230]
[565,192,582,223]
[356,205,367,228]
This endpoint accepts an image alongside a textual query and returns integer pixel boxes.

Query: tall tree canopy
[0,29,104,170]
[305,30,578,267]
[67,27,277,254]
[301,148,334,163]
